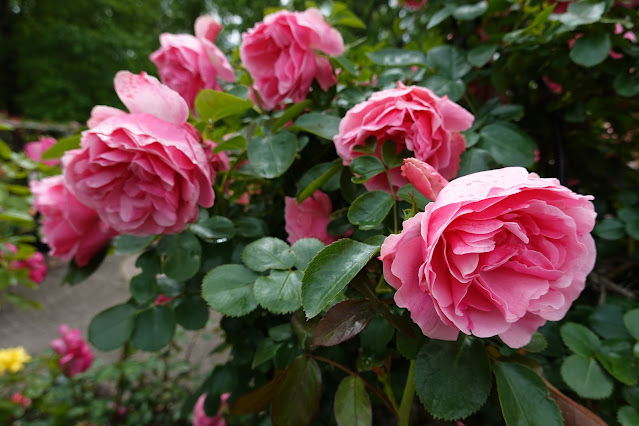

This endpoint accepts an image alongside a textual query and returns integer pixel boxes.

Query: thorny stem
[398,360,416,426]
[310,354,398,420]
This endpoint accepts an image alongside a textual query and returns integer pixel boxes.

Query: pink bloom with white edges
[333,82,473,194]
[30,176,116,267]
[150,16,235,109]
[240,8,344,110]
[285,190,347,245]
[50,324,94,377]
[63,71,215,236]
[24,137,59,167]
[380,167,596,348]
[193,393,229,426]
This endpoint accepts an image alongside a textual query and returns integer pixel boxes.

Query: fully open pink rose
[30,176,116,267]
[285,190,348,245]
[334,82,473,194]
[63,71,215,236]
[150,16,235,109]
[24,136,59,167]
[240,8,344,110]
[380,167,596,348]
[50,324,94,377]
[193,393,229,426]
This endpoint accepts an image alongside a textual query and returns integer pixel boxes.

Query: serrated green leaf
[350,155,386,183]
[467,44,497,67]
[425,45,471,79]
[560,354,613,399]
[190,216,236,242]
[160,231,201,282]
[202,264,258,317]
[130,273,158,304]
[293,113,341,140]
[415,338,491,420]
[272,356,322,426]
[247,131,298,178]
[195,89,253,123]
[596,349,639,386]
[175,296,209,330]
[614,73,639,98]
[348,191,394,230]
[560,322,601,357]
[493,362,563,426]
[335,376,372,426]
[595,217,626,240]
[254,270,303,314]
[302,239,381,318]
[619,406,639,426]
[624,309,639,340]
[89,304,137,351]
[131,306,176,351]
[479,122,536,167]
[113,234,155,255]
[292,238,325,270]
[242,237,295,272]
[252,338,284,369]
[524,332,548,353]
[367,49,427,67]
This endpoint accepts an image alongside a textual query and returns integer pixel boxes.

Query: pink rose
[239,8,344,110]
[24,137,59,167]
[333,82,474,194]
[150,16,235,109]
[380,167,596,348]
[403,0,427,9]
[10,392,32,407]
[30,176,116,267]
[50,324,94,377]
[285,190,350,245]
[63,71,215,236]
[549,0,572,13]
[3,244,48,284]
[193,393,229,426]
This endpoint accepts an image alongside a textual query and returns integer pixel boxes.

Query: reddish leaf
[272,356,322,426]
[313,299,378,346]
[229,369,286,416]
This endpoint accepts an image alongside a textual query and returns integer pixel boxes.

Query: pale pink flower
[193,393,229,426]
[240,8,344,110]
[63,71,215,236]
[150,16,235,109]
[50,324,94,377]
[24,137,59,167]
[333,82,473,194]
[380,167,596,348]
[285,190,348,245]
[30,176,116,267]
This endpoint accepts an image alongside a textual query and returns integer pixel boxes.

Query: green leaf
[252,338,284,369]
[332,9,366,29]
[41,134,80,160]
[313,299,378,346]
[380,140,404,169]
[555,2,606,27]
[360,314,395,357]
[88,304,137,351]
[624,309,639,340]
[453,1,488,21]
[458,148,496,176]
[297,160,343,203]
[230,370,287,415]
[157,276,183,297]
[596,350,639,386]
[63,248,108,286]
[422,75,466,102]
[190,216,236,242]
[560,322,601,357]
[367,49,427,67]
[479,122,536,167]
[569,33,611,68]
[129,273,158,304]
[333,55,357,75]
[427,7,453,29]
[291,238,325,270]
[212,135,246,153]
[0,211,34,226]
[350,156,386,184]
[614,73,639,98]
[523,332,548,353]
[589,304,632,340]
[619,207,639,240]
[415,338,491,420]
[619,406,639,426]
[175,296,209,330]
[425,45,471,79]
[595,217,626,240]
[195,89,253,123]
[234,216,269,238]
[247,131,298,178]
[302,239,381,319]
[493,362,563,426]
[160,231,201,282]
[467,44,497,67]
[202,264,258,317]
[131,306,176,351]
[272,356,322,426]
[242,237,296,272]
[348,191,394,230]
[334,376,372,426]
[561,354,613,399]
[112,234,155,255]
[254,270,303,314]
[397,184,431,210]
[273,100,312,133]
[293,113,341,140]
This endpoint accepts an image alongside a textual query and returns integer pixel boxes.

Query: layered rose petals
[50,324,94,377]
[380,167,596,348]
[285,190,349,245]
[240,8,344,110]
[334,82,473,194]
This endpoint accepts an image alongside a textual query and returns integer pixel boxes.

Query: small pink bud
[401,158,449,201]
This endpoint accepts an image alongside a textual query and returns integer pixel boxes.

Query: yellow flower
[0,346,32,375]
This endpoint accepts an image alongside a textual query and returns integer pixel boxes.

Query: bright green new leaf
[195,89,253,123]
[41,134,81,160]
